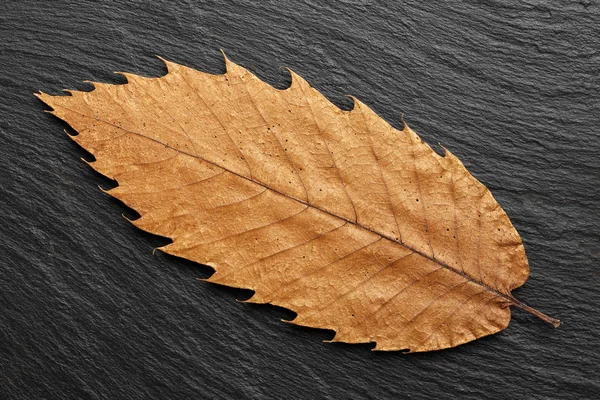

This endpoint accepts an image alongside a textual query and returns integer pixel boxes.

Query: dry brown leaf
[37,53,559,352]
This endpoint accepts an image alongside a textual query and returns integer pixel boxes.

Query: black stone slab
[1,1,598,399]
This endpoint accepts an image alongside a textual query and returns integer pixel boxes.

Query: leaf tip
[81,79,100,91]
[219,48,234,72]
[113,71,131,82]
[437,142,451,158]
[80,157,100,172]
[64,129,76,139]
[97,184,110,194]
[343,94,358,112]
[219,48,229,62]
[35,91,54,108]
[156,55,178,74]
[401,113,408,130]
[151,246,165,256]
[370,343,411,353]
[279,65,297,90]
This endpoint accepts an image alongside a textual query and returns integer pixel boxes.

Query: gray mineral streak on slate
[0,1,599,399]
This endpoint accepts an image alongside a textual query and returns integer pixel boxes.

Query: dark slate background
[1,1,598,399]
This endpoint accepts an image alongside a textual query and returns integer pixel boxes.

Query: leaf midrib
[54,103,521,308]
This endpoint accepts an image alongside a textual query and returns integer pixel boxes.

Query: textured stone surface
[1,1,598,399]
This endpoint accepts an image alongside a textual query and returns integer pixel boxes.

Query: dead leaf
[36,53,559,352]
